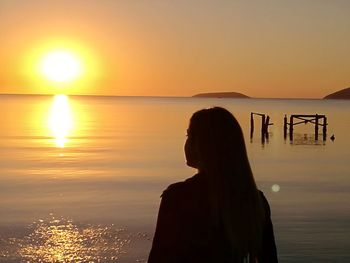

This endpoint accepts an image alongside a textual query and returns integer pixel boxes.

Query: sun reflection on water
[1,216,131,262]
[49,95,73,148]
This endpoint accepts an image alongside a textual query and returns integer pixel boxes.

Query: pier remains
[283,114,328,141]
[250,112,273,143]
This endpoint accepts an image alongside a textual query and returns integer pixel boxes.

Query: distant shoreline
[323,87,350,100]
[193,92,249,98]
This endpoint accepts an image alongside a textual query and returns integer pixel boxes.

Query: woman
[148,107,278,263]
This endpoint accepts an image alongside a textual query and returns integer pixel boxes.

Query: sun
[40,50,82,83]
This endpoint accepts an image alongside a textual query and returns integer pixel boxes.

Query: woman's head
[185,107,248,174]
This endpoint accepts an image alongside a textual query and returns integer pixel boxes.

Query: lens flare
[271,184,280,193]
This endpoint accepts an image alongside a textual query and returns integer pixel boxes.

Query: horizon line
[0,92,326,100]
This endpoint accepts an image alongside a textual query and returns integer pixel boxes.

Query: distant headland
[323,87,350,100]
[193,92,249,98]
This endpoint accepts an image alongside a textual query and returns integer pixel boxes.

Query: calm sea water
[0,94,349,262]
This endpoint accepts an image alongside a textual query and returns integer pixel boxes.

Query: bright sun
[40,50,82,83]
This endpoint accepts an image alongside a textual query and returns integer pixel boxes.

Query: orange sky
[0,0,349,98]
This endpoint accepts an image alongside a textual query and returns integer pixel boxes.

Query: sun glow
[49,95,73,148]
[22,39,101,94]
[40,51,82,83]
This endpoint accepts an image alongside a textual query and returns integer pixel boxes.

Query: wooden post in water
[261,115,266,134]
[283,115,288,140]
[265,115,270,140]
[261,114,266,144]
[323,116,327,141]
[289,115,294,141]
[250,113,254,139]
[315,114,319,140]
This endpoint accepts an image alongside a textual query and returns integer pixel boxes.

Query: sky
[0,0,349,98]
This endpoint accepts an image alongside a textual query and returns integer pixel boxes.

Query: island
[193,92,250,98]
[323,87,350,100]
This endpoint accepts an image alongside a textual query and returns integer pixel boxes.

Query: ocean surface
[0,94,349,262]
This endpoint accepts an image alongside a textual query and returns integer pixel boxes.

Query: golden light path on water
[1,216,135,262]
[48,94,73,148]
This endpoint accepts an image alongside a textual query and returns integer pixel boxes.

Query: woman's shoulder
[161,173,202,199]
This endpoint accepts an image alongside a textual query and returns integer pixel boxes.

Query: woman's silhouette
[148,107,277,263]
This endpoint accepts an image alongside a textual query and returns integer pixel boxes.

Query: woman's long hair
[188,107,264,262]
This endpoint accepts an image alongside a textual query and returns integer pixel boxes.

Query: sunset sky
[0,0,349,98]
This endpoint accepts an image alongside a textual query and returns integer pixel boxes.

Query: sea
[0,94,349,262]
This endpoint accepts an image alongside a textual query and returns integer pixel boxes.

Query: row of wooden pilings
[283,114,328,141]
[250,113,328,142]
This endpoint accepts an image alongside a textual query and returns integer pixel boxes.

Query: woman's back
[148,173,277,263]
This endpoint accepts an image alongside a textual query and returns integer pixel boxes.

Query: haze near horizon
[0,0,349,98]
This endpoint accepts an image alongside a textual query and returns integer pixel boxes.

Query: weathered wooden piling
[315,114,319,140]
[265,116,270,139]
[261,115,266,135]
[283,115,288,139]
[250,113,254,139]
[323,117,327,140]
[289,116,294,141]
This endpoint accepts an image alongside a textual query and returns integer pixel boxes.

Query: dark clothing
[148,173,278,263]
